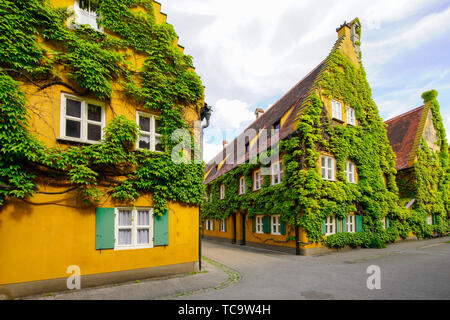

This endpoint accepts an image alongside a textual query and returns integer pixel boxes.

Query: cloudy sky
[162,0,450,162]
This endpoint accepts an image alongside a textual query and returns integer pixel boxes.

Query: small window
[115,208,153,250]
[273,120,281,132]
[347,214,356,233]
[209,192,213,202]
[325,216,336,236]
[345,161,356,184]
[271,161,284,185]
[60,94,105,144]
[332,100,343,121]
[74,0,102,32]
[220,219,226,232]
[205,219,214,231]
[321,156,335,181]
[426,214,433,225]
[381,218,386,229]
[136,112,162,152]
[347,106,356,126]
[255,216,263,234]
[271,215,281,235]
[239,176,246,195]
[220,185,225,199]
[254,170,263,190]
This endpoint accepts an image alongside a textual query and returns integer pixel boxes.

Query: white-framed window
[239,176,246,195]
[205,219,214,231]
[321,155,335,181]
[136,111,163,152]
[271,161,284,185]
[73,0,102,32]
[255,216,263,234]
[325,216,336,236]
[220,219,226,232]
[332,100,343,121]
[427,214,433,225]
[220,185,225,199]
[347,106,356,126]
[60,93,105,144]
[347,214,356,233]
[254,170,263,190]
[271,215,281,235]
[209,192,213,202]
[115,208,153,250]
[345,161,356,184]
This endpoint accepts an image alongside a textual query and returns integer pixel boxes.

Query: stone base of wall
[0,262,197,300]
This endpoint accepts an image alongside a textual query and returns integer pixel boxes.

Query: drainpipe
[199,103,212,271]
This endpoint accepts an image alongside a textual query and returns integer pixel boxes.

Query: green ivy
[0,0,205,215]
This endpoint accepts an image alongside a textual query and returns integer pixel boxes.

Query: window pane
[155,118,161,132]
[87,123,102,141]
[66,99,81,118]
[155,136,163,152]
[118,230,132,245]
[137,229,149,244]
[118,210,132,226]
[139,134,151,149]
[66,120,81,138]
[87,104,102,122]
[138,210,150,226]
[139,116,151,132]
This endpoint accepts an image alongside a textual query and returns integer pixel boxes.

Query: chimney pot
[223,140,228,148]
[255,108,264,119]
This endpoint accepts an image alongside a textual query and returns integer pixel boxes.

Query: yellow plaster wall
[0,193,198,285]
[337,25,360,68]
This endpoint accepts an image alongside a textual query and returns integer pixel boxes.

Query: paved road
[182,237,450,300]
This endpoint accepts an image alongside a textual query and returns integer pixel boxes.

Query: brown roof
[385,106,425,171]
[204,60,325,184]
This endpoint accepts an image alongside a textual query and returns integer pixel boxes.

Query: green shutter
[281,220,286,235]
[356,215,363,232]
[386,217,390,228]
[96,208,115,250]
[336,218,342,233]
[343,217,348,232]
[321,218,327,235]
[252,217,256,233]
[224,219,227,232]
[154,209,169,246]
[263,216,271,234]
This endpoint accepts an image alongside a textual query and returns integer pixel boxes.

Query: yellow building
[202,19,403,254]
[0,0,204,299]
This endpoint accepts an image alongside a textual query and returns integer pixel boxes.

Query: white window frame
[255,216,264,234]
[239,176,246,195]
[326,216,336,236]
[271,161,284,185]
[271,215,281,235]
[205,219,214,231]
[347,214,356,233]
[220,184,225,200]
[136,111,162,152]
[332,100,343,121]
[345,161,356,184]
[347,106,356,126]
[73,0,103,32]
[220,219,226,232]
[114,207,153,250]
[427,214,433,225]
[60,93,105,144]
[254,170,263,190]
[321,155,335,181]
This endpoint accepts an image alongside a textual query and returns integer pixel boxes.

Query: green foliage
[0,0,205,212]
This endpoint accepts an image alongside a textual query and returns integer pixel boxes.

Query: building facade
[0,0,204,298]
[202,19,406,255]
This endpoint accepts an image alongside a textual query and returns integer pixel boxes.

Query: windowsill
[114,245,153,251]
[271,232,282,236]
[57,137,101,146]
[332,117,345,123]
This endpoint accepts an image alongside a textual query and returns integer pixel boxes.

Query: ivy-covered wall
[0,0,205,215]
[203,22,449,250]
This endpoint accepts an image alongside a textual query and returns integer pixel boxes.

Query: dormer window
[332,100,343,121]
[273,120,281,132]
[74,1,102,32]
[245,142,250,153]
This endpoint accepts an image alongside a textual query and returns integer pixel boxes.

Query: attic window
[273,120,281,132]
[74,1,102,32]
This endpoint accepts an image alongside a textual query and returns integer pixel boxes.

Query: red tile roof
[385,106,425,171]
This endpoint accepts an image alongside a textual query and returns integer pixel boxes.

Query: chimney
[223,140,228,148]
[255,108,264,119]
